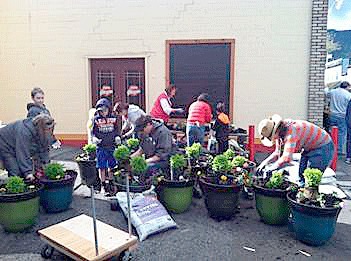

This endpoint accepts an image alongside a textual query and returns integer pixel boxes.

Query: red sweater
[187,101,212,125]
[150,92,171,123]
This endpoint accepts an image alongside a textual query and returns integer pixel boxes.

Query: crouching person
[131,115,174,177]
[0,114,55,181]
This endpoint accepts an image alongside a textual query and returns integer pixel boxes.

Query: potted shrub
[185,143,205,198]
[156,154,194,213]
[75,144,100,189]
[0,176,42,232]
[253,171,290,225]
[287,168,343,246]
[113,144,131,170]
[39,162,77,213]
[126,138,140,153]
[231,154,256,200]
[199,154,244,220]
[113,154,151,193]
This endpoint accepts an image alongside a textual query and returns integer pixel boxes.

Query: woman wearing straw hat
[256,114,334,186]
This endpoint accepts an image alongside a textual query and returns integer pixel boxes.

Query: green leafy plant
[223,149,235,160]
[303,168,323,188]
[126,138,140,150]
[113,145,131,161]
[130,156,148,175]
[44,163,66,180]
[265,171,284,189]
[170,154,186,171]
[5,176,26,194]
[185,143,202,159]
[212,155,233,173]
[232,156,247,167]
[83,144,97,154]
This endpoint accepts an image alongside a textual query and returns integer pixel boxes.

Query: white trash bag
[116,192,177,241]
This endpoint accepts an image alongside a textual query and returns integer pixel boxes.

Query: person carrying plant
[212,102,230,154]
[0,114,55,181]
[92,98,121,196]
[186,93,212,146]
[131,115,175,176]
[256,114,334,186]
[113,102,146,139]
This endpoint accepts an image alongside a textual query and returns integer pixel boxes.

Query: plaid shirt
[275,120,332,168]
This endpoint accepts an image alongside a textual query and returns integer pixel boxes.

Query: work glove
[52,140,61,149]
[174,108,184,114]
[25,174,35,182]
[92,137,102,145]
[115,136,122,145]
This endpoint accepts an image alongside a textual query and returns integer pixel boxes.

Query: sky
[328,0,351,30]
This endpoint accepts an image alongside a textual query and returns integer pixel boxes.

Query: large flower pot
[199,177,242,219]
[253,185,289,225]
[157,179,194,214]
[287,191,342,246]
[0,185,42,232]
[40,170,77,213]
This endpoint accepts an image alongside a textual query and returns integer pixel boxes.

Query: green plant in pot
[185,142,202,167]
[199,153,244,220]
[287,168,344,246]
[126,138,140,152]
[253,171,290,225]
[39,162,77,213]
[0,176,42,232]
[223,149,235,160]
[232,155,256,200]
[113,144,131,170]
[156,153,194,214]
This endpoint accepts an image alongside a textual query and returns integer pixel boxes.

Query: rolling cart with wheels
[38,172,137,260]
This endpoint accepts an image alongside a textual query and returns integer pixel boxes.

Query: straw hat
[258,114,283,147]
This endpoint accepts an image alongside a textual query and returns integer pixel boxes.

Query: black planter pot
[287,191,342,246]
[113,173,151,193]
[76,158,99,187]
[199,177,242,219]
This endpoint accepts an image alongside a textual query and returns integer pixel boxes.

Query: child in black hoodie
[212,102,230,154]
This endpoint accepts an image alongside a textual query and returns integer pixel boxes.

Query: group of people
[0,82,342,190]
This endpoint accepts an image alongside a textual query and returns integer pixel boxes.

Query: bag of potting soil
[116,192,177,241]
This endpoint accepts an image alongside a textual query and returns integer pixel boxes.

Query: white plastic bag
[116,192,177,241]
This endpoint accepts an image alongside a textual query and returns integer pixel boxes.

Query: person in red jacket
[186,93,212,146]
[150,84,184,123]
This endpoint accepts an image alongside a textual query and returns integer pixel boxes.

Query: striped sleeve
[276,126,297,167]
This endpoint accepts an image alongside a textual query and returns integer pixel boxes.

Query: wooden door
[90,58,145,109]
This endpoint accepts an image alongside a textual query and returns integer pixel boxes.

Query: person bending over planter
[257,114,334,186]
[92,98,121,195]
[186,93,212,146]
[113,102,146,139]
[0,114,55,181]
[132,115,174,176]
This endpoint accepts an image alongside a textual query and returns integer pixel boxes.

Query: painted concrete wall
[0,0,312,135]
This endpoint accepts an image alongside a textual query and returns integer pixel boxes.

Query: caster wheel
[41,244,54,259]
[119,251,133,261]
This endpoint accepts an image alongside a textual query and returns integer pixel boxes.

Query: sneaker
[345,158,351,165]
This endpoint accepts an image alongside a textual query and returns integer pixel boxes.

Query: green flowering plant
[265,171,284,189]
[5,176,26,194]
[83,144,97,154]
[170,154,186,172]
[126,138,140,150]
[113,145,131,162]
[231,156,247,168]
[130,156,148,176]
[44,163,66,180]
[303,168,323,188]
[223,149,235,160]
[211,155,233,173]
[185,143,202,159]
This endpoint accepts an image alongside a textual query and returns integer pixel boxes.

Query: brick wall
[308,0,329,126]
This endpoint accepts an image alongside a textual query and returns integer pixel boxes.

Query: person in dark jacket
[132,115,174,176]
[345,99,351,164]
[0,114,54,181]
[212,102,230,154]
[27,87,51,118]
[92,97,121,195]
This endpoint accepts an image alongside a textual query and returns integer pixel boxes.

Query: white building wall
[0,0,312,135]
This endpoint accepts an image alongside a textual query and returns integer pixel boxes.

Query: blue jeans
[329,114,346,154]
[186,124,205,146]
[347,127,351,159]
[298,141,335,182]
[96,147,116,169]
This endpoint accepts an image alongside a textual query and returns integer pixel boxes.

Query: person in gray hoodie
[131,115,174,175]
[0,114,54,181]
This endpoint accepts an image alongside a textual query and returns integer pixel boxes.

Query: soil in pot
[287,191,342,246]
